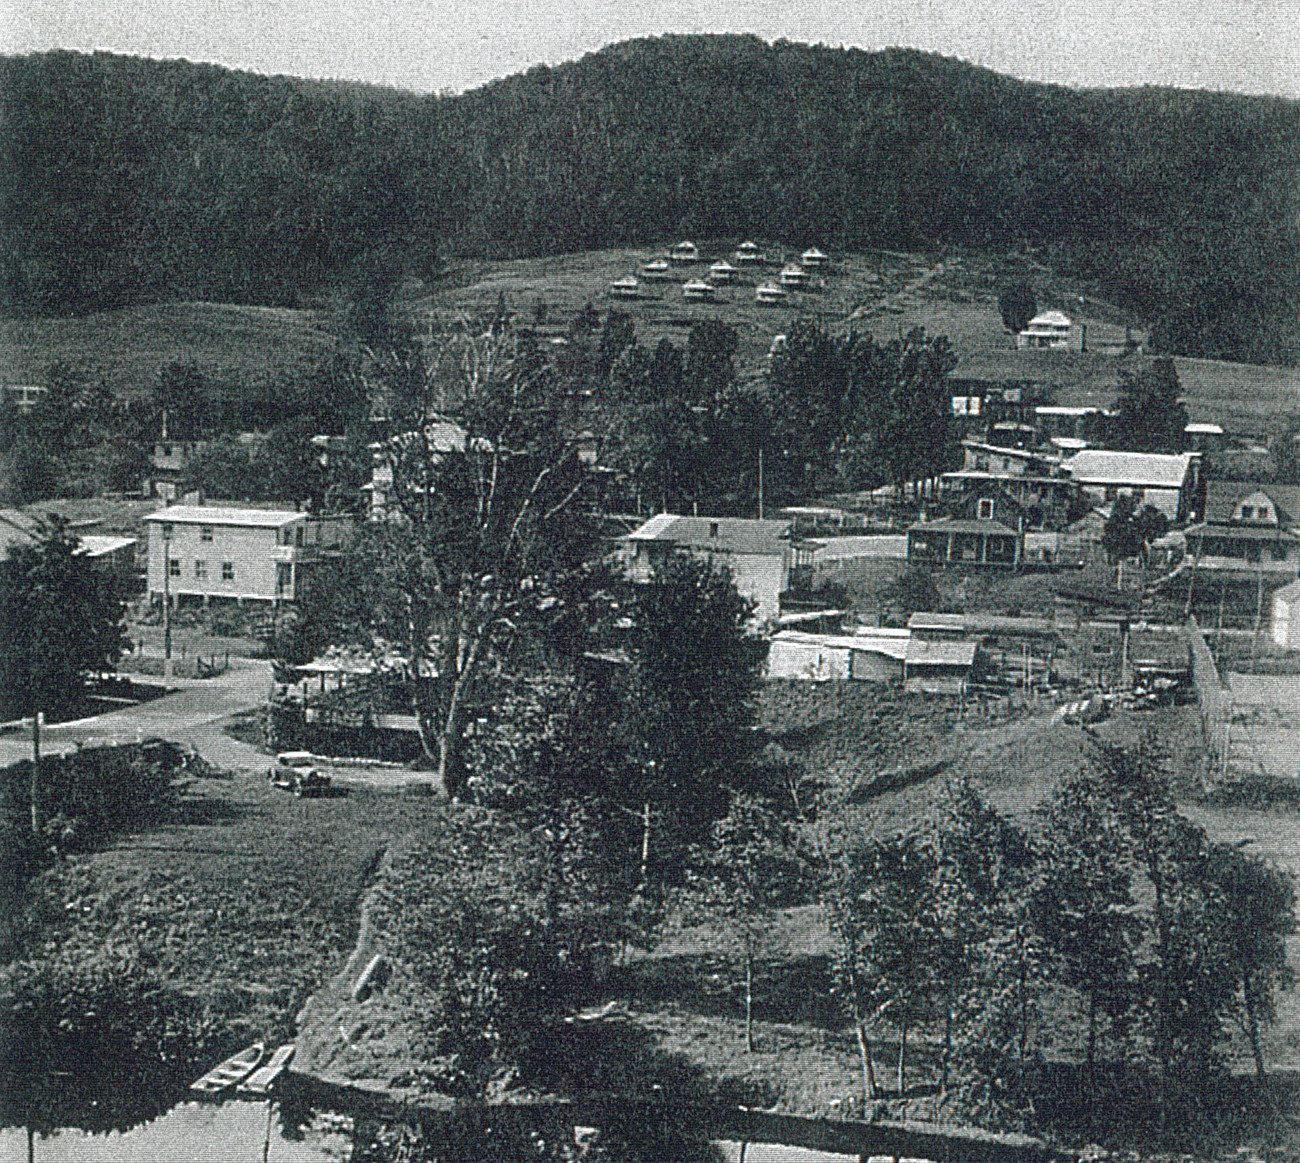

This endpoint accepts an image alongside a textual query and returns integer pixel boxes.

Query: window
[221,562,235,581]
[709,522,719,538]
[161,523,173,539]
[977,497,995,520]
[167,558,180,578]
[194,560,207,580]
[200,526,214,542]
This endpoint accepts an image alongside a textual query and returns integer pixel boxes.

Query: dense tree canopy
[0,518,126,719]
[3,40,1298,365]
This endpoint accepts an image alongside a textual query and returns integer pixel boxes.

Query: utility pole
[757,447,765,520]
[162,524,173,680]
[29,712,43,839]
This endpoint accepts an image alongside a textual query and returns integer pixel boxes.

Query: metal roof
[1025,310,1072,328]
[906,639,979,667]
[772,629,910,661]
[624,513,792,555]
[144,506,306,528]
[1063,450,1196,489]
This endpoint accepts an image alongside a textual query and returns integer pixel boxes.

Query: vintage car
[268,751,331,797]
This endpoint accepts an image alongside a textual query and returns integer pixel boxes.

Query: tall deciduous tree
[688,792,807,1052]
[620,553,769,881]
[341,318,596,796]
[1035,772,1141,1102]
[997,280,1037,335]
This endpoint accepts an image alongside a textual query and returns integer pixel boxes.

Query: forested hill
[3,37,1298,364]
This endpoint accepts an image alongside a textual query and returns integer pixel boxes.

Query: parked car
[268,751,331,798]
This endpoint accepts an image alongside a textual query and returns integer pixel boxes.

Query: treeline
[3,37,1299,364]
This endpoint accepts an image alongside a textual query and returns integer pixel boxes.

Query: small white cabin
[670,240,700,264]
[608,276,640,300]
[778,264,809,288]
[735,241,763,264]
[641,257,672,280]
[756,283,789,305]
[682,279,716,301]
[801,247,828,269]
[708,260,738,283]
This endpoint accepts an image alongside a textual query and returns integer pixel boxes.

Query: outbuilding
[735,241,763,264]
[670,240,700,264]
[755,283,789,305]
[1270,579,1300,648]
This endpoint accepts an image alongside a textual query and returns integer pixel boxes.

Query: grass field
[0,301,337,396]
[14,767,442,1049]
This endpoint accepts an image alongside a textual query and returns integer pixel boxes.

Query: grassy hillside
[0,301,336,397]
[428,244,1300,426]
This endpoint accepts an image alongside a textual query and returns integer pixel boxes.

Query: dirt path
[848,260,946,322]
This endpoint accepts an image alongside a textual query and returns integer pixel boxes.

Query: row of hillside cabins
[614,242,828,302]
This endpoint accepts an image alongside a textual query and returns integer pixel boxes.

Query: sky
[4,0,1299,98]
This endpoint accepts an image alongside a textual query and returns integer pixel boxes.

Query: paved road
[0,654,274,771]
[0,654,435,790]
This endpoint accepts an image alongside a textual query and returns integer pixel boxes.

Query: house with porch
[1183,483,1300,578]
[907,488,1025,569]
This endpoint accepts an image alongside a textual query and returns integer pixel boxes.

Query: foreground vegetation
[1,764,441,1133]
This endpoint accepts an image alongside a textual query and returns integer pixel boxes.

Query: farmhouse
[144,505,350,605]
[755,283,789,305]
[608,276,640,299]
[670,240,699,264]
[682,279,716,301]
[1061,450,1201,522]
[641,257,672,280]
[1016,310,1073,350]
[960,440,1054,477]
[620,513,793,623]
[801,247,828,269]
[708,260,738,283]
[734,241,763,264]
[1184,482,1300,576]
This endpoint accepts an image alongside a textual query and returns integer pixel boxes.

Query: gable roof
[1025,310,1072,329]
[1063,450,1196,489]
[1203,481,1300,526]
[624,514,792,555]
[143,506,306,528]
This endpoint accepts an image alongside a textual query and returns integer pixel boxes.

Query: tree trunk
[842,933,878,1103]
[896,1021,908,1098]
[1243,975,1267,1082]
[1085,990,1098,1104]
[745,943,755,1053]
[639,801,651,889]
